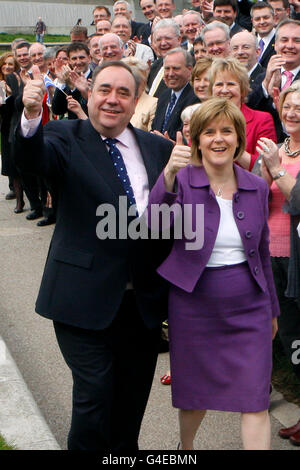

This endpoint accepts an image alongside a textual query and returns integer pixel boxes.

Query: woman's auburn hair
[189,97,246,164]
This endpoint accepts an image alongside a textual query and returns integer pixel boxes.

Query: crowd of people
[1,0,300,450]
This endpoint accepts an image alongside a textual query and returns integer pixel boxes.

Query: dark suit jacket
[151,83,200,141]
[237,0,253,31]
[140,21,152,45]
[259,34,276,69]
[230,22,243,37]
[147,57,167,98]
[51,69,93,119]
[249,63,265,88]
[5,72,25,143]
[148,163,280,318]
[14,118,174,330]
[131,20,145,39]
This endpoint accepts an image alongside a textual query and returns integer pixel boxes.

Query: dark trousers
[20,172,43,211]
[53,291,161,451]
[271,257,300,382]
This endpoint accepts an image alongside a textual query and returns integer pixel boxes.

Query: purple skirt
[168,262,273,412]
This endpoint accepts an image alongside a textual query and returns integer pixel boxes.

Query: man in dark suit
[182,10,204,52]
[230,30,265,89]
[247,19,300,140]
[230,29,285,141]
[147,19,182,98]
[51,42,93,120]
[139,0,159,46]
[113,0,145,39]
[15,61,174,451]
[213,0,243,37]
[251,2,276,69]
[7,41,45,221]
[151,48,200,140]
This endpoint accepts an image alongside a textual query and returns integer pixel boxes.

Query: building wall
[0,0,191,35]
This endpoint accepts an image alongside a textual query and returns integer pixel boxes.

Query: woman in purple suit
[148,97,279,450]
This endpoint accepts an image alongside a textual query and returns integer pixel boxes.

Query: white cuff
[20,110,43,138]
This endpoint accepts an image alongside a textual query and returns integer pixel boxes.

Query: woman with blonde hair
[122,56,157,132]
[148,97,279,449]
[256,82,300,446]
[209,56,277,171]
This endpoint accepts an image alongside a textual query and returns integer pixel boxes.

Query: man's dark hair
[213,0,238,12]
[55,46,68,58]
[268,0,290,9]
[67,42,90,57]
[91,60,140,97]
[15,41,30,51]
[93,5,111,17]
[193,35,205,46]
[70,25,88,37]
[251,1,274,17]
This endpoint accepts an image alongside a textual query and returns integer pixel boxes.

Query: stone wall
[0,0,192,35]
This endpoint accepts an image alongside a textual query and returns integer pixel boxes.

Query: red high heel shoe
[160,374,171,385]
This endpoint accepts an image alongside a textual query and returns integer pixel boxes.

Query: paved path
[0,171,299,451]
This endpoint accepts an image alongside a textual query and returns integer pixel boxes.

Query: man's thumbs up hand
[23,65,45,119]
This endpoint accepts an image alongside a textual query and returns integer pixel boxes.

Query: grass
[0,434,15,450]
[0,33,69,43]
[272,335,300,406]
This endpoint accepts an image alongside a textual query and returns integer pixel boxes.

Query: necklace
[284,137,300,158]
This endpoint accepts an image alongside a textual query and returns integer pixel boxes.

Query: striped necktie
[162,92,176,133]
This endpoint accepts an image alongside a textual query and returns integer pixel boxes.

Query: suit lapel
[76,120,127,204]
[165,84,192,131]
[76,121,163,206]
[157,90,172,129]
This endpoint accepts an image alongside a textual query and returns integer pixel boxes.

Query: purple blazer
[148,163,280,318]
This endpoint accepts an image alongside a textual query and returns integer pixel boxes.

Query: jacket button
[254,266,259,275]
[245,231,252,239]
[237,211,244,220]
[249,249,256,257]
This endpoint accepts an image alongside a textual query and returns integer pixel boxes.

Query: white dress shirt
[20,112,150,216]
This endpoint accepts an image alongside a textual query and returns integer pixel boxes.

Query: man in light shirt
[251,1,276,68]
[15,61,174,451]
[111,15,154,64]
[98,33,124,61]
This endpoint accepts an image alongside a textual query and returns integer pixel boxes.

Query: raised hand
[66,95,88,119]
[256,137,281,175]
[61,64,73,87]
[164,131,191,191]
[68,70,89,99]
[124,40,137,57]
[22,65,45,119]
[262,54,285,93]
